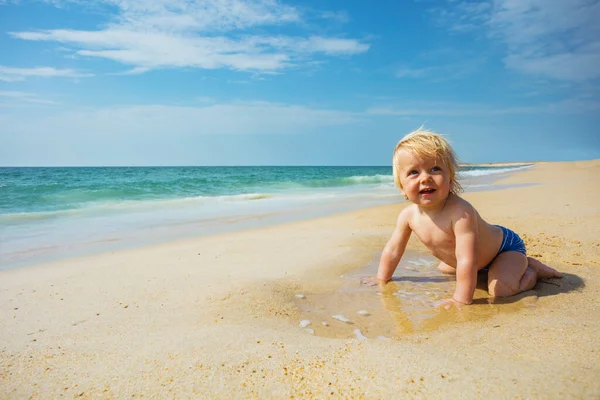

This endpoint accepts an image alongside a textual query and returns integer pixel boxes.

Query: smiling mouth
[420,188,436,194]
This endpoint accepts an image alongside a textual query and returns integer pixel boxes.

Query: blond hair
[392,128,463,194]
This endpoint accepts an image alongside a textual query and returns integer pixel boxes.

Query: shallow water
[294,250,536,339]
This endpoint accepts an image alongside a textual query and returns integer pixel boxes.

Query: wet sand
[1,160,599,398]
[294,249,539,340]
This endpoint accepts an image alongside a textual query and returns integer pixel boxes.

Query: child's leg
[437,261,456,274]
[487,251,536,297]
[527,257,562,278]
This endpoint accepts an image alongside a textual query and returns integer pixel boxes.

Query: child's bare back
[362,128,561,307]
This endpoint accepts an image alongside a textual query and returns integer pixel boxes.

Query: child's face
[396,150,452,209]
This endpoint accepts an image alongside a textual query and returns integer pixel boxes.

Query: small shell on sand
[321,321,329,326]
[332,315,351,323]
[299,320,311,328]
[357,310,370,316]
[295,294,306,299]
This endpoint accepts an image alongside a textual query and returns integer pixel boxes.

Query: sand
[1,160,599,399]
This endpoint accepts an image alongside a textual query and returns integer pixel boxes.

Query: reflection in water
[294,250,535,339]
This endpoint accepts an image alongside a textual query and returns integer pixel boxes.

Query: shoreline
[1,160,599,398]
[1,165,532,272]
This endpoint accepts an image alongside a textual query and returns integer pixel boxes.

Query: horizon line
[0,162,544,168]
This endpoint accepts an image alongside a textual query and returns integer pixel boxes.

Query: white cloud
[394,56,486,81]
[104,0,300,32]
[490,0,600,81]
[2,97,593,136]
[366,103,535,116]
[366,98,600,116]
[1,101,362,139]
[429,1,491,33]
[0,66,93,82]
[319,10,350,23]
[430,0,600,81]
[109,66,151,75]
[0,91,58,105]
[10,0,368,73]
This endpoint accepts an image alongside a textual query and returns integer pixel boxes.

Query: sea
[0,165,532,270]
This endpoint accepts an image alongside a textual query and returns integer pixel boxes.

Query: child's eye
[408,170,418,176]
[431,166,442,172]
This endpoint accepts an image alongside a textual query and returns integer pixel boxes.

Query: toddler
[363,129,561,306]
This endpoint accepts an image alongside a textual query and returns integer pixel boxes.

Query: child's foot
[527,257,562,278]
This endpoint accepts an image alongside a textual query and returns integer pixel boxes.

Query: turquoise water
[0,166,393,216]
[0,165,531,269]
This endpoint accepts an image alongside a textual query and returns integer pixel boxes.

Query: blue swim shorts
[480,225,526,273]
[496,225,527,256]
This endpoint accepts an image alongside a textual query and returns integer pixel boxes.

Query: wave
[0,208,80,222]
[0,192,277,223]
[296,174,394,188]
[1,165,528,220]
[459,165,533,178]
[229,193,274,201]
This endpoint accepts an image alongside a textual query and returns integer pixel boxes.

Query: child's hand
[436,298,466,310]
[360,276,388,287]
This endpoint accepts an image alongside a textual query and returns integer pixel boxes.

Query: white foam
[459,165,533,178]
[353,329,367,340]
[396,291,422,300]
[299,320,311,328]
[304,328,314,335]
[433,299,448,308]
[332,315,351,323]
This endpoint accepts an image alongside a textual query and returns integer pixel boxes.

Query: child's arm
[452,208,479,304]
[375,208,413,283]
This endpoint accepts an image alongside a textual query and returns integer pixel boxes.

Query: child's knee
[488,279,518,297]
[437,262,456,274]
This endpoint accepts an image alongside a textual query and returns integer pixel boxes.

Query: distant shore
[461,161,535,167]
[1,160,599,398]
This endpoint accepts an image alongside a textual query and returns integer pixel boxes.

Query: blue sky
[0,0,598,166]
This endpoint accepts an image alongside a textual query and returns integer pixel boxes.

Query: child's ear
[401,190,408,200]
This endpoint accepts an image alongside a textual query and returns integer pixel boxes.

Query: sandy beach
[1,160,599,399]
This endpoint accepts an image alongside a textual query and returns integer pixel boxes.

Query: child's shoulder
[396,203,418,224]
[446,194,478,215]
[399,202,419,216]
